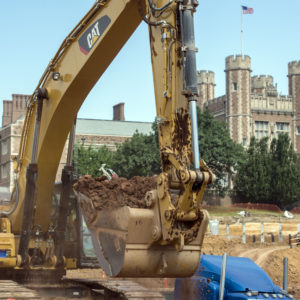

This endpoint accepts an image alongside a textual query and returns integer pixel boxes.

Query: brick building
[198,55,300,152]
[0,99,152,191]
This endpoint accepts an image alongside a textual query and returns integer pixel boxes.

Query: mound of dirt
[73,175,157,210]
[263,246,300,297]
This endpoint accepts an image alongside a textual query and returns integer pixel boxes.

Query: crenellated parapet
[197,70,215,106]
[225,55,251,71]
[288,61,300,76]
[251,93,293,113]
[197,70,215,84]
[251,75,274,89]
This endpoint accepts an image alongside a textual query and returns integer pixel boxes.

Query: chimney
[113,102,125,121]
[2,100,12,127]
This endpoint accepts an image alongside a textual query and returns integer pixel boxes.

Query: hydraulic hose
[148,0,174,12]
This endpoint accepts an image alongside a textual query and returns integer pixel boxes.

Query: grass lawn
[204,206,283,217]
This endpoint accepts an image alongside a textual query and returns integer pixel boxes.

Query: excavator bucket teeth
[77,192,209,277]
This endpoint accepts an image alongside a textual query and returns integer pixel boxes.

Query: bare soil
[65,235,300,298]
[73,175,157,210]
[218,222,299,236]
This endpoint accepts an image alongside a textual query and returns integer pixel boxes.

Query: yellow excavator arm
[1,0,214,278]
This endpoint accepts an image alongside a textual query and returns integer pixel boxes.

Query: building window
[276,122,289,138]
[1,140,8,155]
[242,138,247,146]
[1,164,7,179]
[232,82,238,91]
[297,126,300,135]
[255,121,269,139]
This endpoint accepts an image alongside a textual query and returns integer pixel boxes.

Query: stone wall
[204,95,226,122]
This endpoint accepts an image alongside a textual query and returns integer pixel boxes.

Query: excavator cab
[51,182,98,268]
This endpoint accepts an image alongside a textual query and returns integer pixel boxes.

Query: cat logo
[87,22,100,49]
[79,15,111,55]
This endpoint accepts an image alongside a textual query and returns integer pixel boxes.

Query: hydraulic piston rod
[179,0,201,172]
[190,100,200,171]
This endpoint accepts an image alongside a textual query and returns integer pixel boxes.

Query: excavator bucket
[76,192,209,277]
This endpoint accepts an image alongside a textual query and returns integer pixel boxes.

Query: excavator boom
[1,0,214,278]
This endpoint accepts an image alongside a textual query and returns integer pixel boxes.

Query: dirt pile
[263,246,300,297]
[73,175,157,210]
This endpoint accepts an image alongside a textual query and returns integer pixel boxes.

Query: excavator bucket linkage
[77,191,209,277]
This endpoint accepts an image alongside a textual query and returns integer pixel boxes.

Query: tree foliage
[269,134,300,207]
[233,137,271,203]
[74,144,114,177]
[234,134,300,208]
[111,131,161,178]
[197,109,245,195]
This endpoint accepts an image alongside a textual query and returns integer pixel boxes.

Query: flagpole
[241,7,244,56]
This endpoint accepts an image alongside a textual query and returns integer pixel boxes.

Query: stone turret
[288,60,300,152]
[225,55,251,146]
[197,70,215,108]
[225,55,251,71]
[251,75,274,89]
[251,75,277,97]
[288,61,300,76]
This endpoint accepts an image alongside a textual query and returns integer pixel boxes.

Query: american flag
[242,5,254,14]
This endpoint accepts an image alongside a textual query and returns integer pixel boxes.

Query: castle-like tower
[200,55,299,153]
[288,61,300,152]
[251,75,277,97]
[225,55,251,146]
[197,71,215,108]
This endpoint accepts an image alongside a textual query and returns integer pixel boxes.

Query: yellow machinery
[0,0,214,280]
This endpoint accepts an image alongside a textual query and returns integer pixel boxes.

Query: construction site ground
[3,173,300,298]
[64,212,300,299]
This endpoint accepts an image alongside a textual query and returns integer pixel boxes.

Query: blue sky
[0,0,299,123]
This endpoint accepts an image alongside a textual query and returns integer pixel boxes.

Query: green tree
[74,144,114,177]
[197,109,245,196]
[111,132,161,178]
[269,134,300,207]
[233,134,300,208]
[233,137,271,203]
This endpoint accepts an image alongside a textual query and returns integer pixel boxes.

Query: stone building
[198,55,300,152]
[0,99,152,191]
